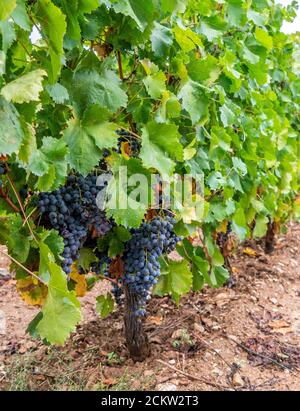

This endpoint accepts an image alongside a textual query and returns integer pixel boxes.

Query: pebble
[232,373,244,387]
[194,323,205,333]
[157,383,177,391]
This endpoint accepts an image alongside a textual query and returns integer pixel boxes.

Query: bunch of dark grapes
[20,185,29,199]
[216,222,232,249]
[0,162,7,187]
[116,129,140,157]
[122,215,181,316]
[38,173,112,275]
[90,250,123,304]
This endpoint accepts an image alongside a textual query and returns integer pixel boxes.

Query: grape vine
[0,0,298,360]
[38,173,112,275]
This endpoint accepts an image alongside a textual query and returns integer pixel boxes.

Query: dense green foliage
[0,0,299,346]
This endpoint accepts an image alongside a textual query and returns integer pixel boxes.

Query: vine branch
[0,186,21,213]
[6,174,38,243]
[0,248,47,285]
[117,50,124,81]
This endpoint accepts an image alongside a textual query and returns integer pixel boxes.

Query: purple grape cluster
[122,215,181,316]
[0,162,7,187]
[116,129,140,157]
[38,173,112,275]
[90,251,123,304]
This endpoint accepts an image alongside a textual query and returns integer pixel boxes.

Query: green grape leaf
[178,79,209,124]
[0,20,16,52]
[105,157,152,228]
[225,0,248,27]
[154,259,192,303]
[78,0,99,13]
[35,0,67,83]
[18,123,37,164]
[114,226,132,242]
[242,45,260,64]
[28,150,49,177]
[162,0,187,13]
[12,0,30,31]
[0,0,16,21]
[63,119,103,176]
[82,105,119,149]
[199,16,227,41]
[29,137,68,190]
[65,58,128,117]
[187,55,221,86]
[46,83,69,104]
[255,27,273,51]
[108,237,124,257]
[253,214,269,238]
[42,229,65,262]
[173,26,203,52]
[96,294,114,319]
[109,0,154,31]
[6,214,31,263]
[232,207,248,240]
[63,111,118,175]
[151,22,173,57]
[155,91,181,123]
[36,262,81,345]
[1,70,47,104]
[78,248,98,271]
[143,70,166,99]
[140,121,183,178]
[210,266,230,288]
[0,96,24,155]
[220,103,236,127]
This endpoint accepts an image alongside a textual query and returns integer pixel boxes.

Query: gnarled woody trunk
[265,221,276,254]
[124,285,150,362]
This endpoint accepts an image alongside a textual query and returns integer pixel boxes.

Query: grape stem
[97,273,119,286]
[0,248,47,285]
[197,228,213,267]
[0,186,21,213]
[6,174,38,244]
[118,126,141,140]
[22,207,38,228]
[117,50,124,81]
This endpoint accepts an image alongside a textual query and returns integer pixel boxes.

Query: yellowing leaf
[17,276,48,306]
[217,220,228,233]
[243,247,257,257]
[1,69,47,104]
[119,141,130,159]
[147,315,163,325]
[173,26,203,52]
[255,27,273,51]
[70,264,87,297]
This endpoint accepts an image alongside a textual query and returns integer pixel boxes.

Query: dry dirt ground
[0,223,299,391]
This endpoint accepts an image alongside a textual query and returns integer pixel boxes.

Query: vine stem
[22,207,38,228]
[0,186,21,213]
[98,274,119,286]
[117,50,124,81]
[156,359,230,390]
[6,174,38,244]
[197,228,213,267]
[0,248,47,285]
[118,125,141,140]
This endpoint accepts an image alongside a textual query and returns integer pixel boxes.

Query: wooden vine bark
[265,221,276,254]
[124,285,150,362]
